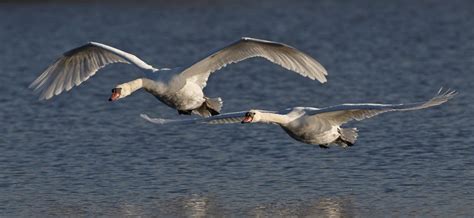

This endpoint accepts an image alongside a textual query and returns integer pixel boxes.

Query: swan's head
[241,110,261,123]
[108,84,132,101]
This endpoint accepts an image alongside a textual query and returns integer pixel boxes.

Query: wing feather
[306,89,457,125]
[140,111,248,125]
[178,37,327,89]
[29,42,157,100]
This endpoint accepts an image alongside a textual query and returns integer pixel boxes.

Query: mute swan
[141,89,456,148]
[29,37,327,117]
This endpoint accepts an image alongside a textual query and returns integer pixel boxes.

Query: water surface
[1,0,473,216]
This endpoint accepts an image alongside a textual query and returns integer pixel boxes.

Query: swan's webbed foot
[319,144,330,149]
[208,108,220,116]
[345,141,354,147]
[178,110,192,115]
[334,137,354,148]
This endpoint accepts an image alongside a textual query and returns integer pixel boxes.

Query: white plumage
[30,37,327,117]
[141,89,456,148]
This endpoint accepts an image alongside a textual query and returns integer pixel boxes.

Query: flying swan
[141,89,456,148]
[29,37,327,117]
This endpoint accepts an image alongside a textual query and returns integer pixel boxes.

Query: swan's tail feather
[192,97,223,117]
[336,128,358,147]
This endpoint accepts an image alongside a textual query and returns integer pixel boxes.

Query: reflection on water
[251,197,354,218]
[155,194,223,217]
[45,194,355,217]
[306,197,354,218]
[168,195,355,217]
[181,194,213,218]
[43,194,357,217]
[117,203,147,217]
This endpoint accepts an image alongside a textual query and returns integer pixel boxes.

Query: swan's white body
[141,89,456,148]
[30,37,328,117]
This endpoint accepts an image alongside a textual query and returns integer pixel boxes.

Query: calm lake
[1,0,473,216]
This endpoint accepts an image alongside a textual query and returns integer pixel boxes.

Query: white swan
[141,89,456,148]
[30,37,327,117]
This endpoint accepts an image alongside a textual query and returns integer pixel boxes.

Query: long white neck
[126,78,145,93]
[119,78,165,97]
[258,112,291,125]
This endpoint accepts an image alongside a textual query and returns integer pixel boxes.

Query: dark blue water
[1,0,473,216]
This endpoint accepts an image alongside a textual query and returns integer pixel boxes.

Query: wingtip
[436,87,458,98]
[39,94,51,101]
[28,83,36,90]
[428,88,457,108]
[313,74,327,83]
[29,86,49,101]
[140,113,150,120]
[140,113,169,124]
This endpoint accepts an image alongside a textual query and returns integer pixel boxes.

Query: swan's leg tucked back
[335,128,358,147]
[192,97,223,117]
[178,110,193,115]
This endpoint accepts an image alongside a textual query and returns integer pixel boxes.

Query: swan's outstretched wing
[30,42,158,100]
[305,89,456,125]
[140,111,248,125]
[177,37,327,89]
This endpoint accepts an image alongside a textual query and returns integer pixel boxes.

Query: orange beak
[109,88,121,101]
[241,116,253,123]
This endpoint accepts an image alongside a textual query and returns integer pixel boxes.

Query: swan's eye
[111,88,122,93]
